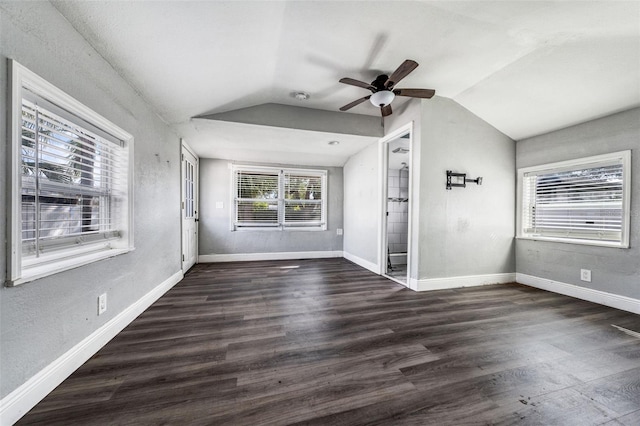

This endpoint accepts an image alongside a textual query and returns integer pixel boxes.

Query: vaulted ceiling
[52,1,640,166]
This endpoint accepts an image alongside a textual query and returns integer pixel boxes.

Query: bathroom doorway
[379,123,413,286]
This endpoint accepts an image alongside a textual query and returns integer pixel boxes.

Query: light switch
[215,201,224,209]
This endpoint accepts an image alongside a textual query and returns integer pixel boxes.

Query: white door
[181,142,198,272]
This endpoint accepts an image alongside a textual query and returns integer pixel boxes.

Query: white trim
[0,270,183,426]
[516,273,640,315]
[515,235,629,249]
[180,138,198,159]
[377,134,387,274]
[199,251,343,263]
[383,274,411,288]
[378,122,414,280]
[343,251,379,274]
[518,150,631,176]
[13,61,132,141]
[8,60,22,284]
[408,277,419,291]
[9,248,131,287]
[415,273,516,291]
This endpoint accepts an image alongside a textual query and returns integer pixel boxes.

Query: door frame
[181,139,199,272]
[378,122,414,287]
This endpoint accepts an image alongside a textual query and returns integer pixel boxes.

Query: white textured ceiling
[52,1,640,165]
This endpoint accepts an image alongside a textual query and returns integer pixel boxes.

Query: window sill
[233,226,327,232]
[516,235,628,249]
[8,247,134,287]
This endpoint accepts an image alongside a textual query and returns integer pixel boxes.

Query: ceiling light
[370,90,395,107]
[293,91,310,101]
[328,140,340,146]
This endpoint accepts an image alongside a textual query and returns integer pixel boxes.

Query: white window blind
[519,151,630,247]
[235,169,280,227]
[233,166,327,230]
[20,96,127,259]
[283,172,323,226]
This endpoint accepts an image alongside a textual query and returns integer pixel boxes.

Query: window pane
[521,154,628,245]
[184,159,195,218]
[533,165,622,237]
[21,99,119,257]
[237,171,278,199]
[236,200,278,225]
[284,174,322,201]
[284,200,322,223]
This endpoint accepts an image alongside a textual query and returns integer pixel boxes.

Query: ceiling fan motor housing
[372,74,389,91]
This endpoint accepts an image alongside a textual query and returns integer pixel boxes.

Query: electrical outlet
[98,293,107,315]
[336,228,343,236]
[580,269,592,282]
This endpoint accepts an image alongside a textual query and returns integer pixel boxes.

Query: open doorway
[379,124,413,286]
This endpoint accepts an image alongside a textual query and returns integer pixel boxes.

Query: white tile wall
[387,168,409,255]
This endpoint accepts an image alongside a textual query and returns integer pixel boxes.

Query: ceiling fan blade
[381,104,392,117]
[385,60,418,88]
[339,95,371,111]
[393,88,436,99]
[339,77,375,90]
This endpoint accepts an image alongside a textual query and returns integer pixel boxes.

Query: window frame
[230,164,327,231]
[516,150,631,248]
[7,60,134,286]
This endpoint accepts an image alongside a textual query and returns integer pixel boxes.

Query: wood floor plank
[615,408,640,426]
[573,367,640,417]
[17,258,640,425]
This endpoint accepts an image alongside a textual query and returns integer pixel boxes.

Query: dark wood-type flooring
[18,258,640,425]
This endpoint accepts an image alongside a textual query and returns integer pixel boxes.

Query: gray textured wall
[199,159,344,255]
[198,103,383,137]
[0,2,181,399]
[516,108,640,299]
[419,97,516,280]
[343,142,379,266]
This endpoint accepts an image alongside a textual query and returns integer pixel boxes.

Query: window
[517,150,631,248]
[184,156,196,219]
[232,165,327,230]
[8,60,133,286]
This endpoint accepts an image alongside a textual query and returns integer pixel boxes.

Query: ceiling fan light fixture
[370,90,395,107]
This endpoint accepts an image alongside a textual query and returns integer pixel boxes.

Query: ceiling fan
[338,59,435,117]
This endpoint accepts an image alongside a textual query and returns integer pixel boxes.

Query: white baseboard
[516,273,640,315]
[342,251,379,274]
[408,278,419,291]
[0,270,183,426]
[199,251,343,263]
[416,273,516,291]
